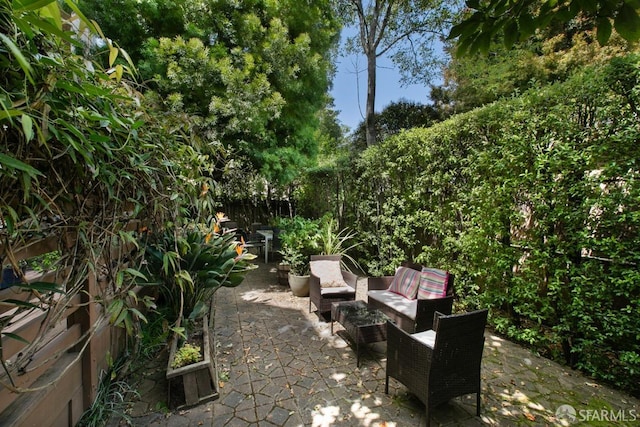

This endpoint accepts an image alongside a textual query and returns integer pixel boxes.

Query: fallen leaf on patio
[219,381,225,388]
[525,413,536,421]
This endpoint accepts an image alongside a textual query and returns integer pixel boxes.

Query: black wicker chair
[385,309,489,427]
[308,255,357,318]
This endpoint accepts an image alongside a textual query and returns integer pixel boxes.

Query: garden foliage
[0,0,234,392]
[353,55,640,395]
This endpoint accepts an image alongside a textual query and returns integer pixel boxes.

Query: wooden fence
[0,231,138,426]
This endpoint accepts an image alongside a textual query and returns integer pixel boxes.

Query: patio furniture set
[308,255,489,427]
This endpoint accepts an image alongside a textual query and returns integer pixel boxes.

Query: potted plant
[316,215,362,272]
[277,216,321,296]
[141,219,257,408]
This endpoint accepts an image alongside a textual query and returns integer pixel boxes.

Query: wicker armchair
[308,255,357,317]
[385,309,489,427]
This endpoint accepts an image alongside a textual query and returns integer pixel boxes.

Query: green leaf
[123,267,147,281]
[596,17,612,46]
[448,12,483,40]
[0,109,22,121]
[0,153,43,178]
[0,33,35,85]
[39,1,62,29]
[129,308,147,323]
[614,4,640,41]
[12,0,56,12]
[518,12,535,39]
[21,114,34,141]
[62,0,96,33]
[3,299,39,309]
[17,281,63,293]
[1,332,30,344]
[504,22,519,48]
[109,46,118,67]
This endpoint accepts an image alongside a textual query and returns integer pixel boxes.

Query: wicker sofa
[367,262,454,333]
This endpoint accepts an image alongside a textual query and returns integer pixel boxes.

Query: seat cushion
[388,266,421,299]
[417,268,449,299]
[368,290,417,319]
[310,260,348,288]
[321,285,355,295]
[412,329,436,348]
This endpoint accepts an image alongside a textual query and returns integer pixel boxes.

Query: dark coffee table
[331,300,390,367]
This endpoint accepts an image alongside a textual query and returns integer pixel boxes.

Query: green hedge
[353,56,640,395]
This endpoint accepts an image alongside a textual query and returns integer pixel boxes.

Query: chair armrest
[309,273,321,300]
[367,276,394,291]
[414,295,454,332]
[341,270,358,288]
[386,320,433,387]
[446,274,455,296]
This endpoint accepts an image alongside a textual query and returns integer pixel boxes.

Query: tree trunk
[366,49,377,146]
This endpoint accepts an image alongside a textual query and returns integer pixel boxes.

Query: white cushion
[321,285,355,295]
[367,290,417,320]
[412,329,436,348]
[310,260,348,288]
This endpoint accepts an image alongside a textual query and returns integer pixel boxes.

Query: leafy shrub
[142,219,257,326]
[349,57,640,396]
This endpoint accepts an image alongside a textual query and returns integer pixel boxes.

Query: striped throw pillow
[388,266,421,299]
[418,268,449,299]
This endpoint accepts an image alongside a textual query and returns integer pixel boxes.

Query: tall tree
[339,0,461,146]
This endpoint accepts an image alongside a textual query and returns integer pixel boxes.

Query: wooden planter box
[166,313,219,409]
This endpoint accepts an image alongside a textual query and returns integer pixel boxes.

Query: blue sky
[330,53,431,131]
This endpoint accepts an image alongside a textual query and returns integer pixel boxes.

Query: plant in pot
[316,215,362,272]
[277,216,320,296]
[141,220,257,408]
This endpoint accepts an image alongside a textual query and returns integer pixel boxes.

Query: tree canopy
[81,0,341,186]
[451,0,640,56]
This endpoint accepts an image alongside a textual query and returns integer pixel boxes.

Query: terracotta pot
[287,273,310,297]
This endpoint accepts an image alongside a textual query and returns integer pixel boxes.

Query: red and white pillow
[417,268,449,299]
[388,266,421,299]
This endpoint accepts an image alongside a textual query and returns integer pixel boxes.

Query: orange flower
[205,232,212,243]
[200,183,209,197]
[235,237,245,256]
[216,212,226,219]
[213,223,220,233]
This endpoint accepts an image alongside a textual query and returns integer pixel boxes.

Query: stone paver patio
[120,261,640,426]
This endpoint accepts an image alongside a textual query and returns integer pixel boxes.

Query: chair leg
[424,398,431,427]
[384,375,389,394]
[476,391,481,416]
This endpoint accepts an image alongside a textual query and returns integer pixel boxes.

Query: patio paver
[118,261,640,426]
